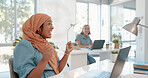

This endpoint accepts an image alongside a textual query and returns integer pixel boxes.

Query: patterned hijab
[22,13,59,74]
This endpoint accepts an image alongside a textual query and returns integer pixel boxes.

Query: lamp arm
[67,24,76,42]
[138,24,148,28]
[67,26,72,42]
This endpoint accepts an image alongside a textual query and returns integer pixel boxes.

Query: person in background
[13,13,73,78]
[75,25,96,65]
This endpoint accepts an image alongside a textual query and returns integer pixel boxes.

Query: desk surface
[71,48,118,55]
[50,60,148,78]
[57,48,118,55]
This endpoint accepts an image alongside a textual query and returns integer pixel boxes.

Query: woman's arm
[27,47,54,78]
[58,41,73,72]
[76,40,90,48]
[90,41,93,47]
[26,59,48,78]
[58,51,70,72]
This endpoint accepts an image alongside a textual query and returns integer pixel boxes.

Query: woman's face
[41,18,54,38]
[83,25,90,35]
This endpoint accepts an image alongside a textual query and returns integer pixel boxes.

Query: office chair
[9,58,19,78]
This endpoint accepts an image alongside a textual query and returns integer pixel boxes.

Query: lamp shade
[123,17,140,36]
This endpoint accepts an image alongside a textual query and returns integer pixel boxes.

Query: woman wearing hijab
[75,25,96,65]
[13,13,73,78]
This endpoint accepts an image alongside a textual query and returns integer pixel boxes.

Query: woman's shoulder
[15,39,34,51]
[76,34,83,37]
[14,39,36,57]
[16,39,32,47]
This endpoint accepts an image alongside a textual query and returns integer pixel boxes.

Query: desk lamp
[67,24,76,42]
[123,17,148,70]
[123,17,148,36]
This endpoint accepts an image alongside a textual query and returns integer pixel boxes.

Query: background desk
[50,60,148,78]
[69,49,116,69]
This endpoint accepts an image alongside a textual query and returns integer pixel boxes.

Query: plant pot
[111,54,118,63]
[114,43,119,49]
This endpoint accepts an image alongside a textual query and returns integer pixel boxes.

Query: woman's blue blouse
[13,39,59,78]
[75,34,92,46]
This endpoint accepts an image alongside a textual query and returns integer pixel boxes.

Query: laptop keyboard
[95,71,111,78]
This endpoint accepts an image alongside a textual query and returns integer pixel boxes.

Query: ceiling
[76,0,136,10]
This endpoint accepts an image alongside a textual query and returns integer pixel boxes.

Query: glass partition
[75,2,110,42]
[110,1,136,57]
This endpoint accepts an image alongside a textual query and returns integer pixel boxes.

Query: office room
[0,0,148,78]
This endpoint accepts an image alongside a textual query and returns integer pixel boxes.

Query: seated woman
[13,13,73,78]
[75,25,96,65]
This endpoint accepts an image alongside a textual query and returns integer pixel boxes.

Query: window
[89,3,100,41]
[0,0,35,72]
[16,0,34,38]
[111,5,136,43]
[0,0,34,44]
[110,2,136,57]
[75,2,110,42]
[76,1,136,57]
[100,5,110,42]
[74,2,88,34]
[0,0,14,43]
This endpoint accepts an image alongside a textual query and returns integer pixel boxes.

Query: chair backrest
[9,58,19,78]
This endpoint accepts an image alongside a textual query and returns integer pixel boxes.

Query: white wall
[37,0,76,50]
[136,0,148,62]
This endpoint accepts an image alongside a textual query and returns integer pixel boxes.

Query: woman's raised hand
[65,41,73,55]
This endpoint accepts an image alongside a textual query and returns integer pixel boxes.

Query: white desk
[50,60,148,78]
[69,49,117,69]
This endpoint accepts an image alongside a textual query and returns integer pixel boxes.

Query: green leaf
[19,37,22,39]
[49,42,54,45]
[112,51,118,54]
[13,42,17,46]
[112,39,119,43]
[15,39,20,41]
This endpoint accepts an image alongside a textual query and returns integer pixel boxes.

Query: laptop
[81,46,131,78]
[89,40,105,50]
[95,46,131,78]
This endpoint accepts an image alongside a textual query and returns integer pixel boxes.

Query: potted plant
[112,39,119,49]
[111,50,118,62]
[112,33,123,48]
[13,37,22,46]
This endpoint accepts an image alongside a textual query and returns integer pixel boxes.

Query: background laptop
[95,46,131,78]
[89,40,105,50]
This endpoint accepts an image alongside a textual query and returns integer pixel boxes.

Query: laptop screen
[92,40,105,49]
[110,46,131,78]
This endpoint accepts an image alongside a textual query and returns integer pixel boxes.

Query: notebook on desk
[82,46,131,78]
[89,40,105,50]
